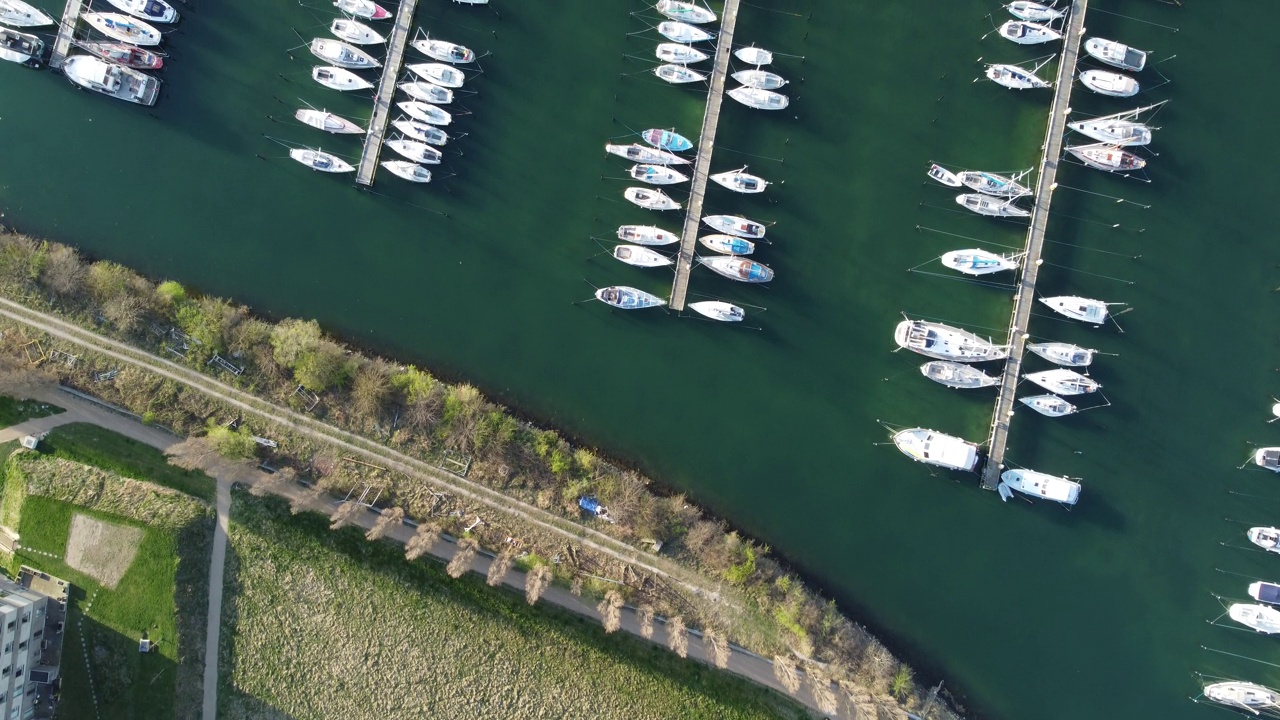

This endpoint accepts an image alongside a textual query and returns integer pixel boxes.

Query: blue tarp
[578,497,602,514]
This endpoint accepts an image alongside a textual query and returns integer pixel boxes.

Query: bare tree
[405,522,441,561]
[39,244,85,297]
[486,548,514,587]
[365,506,404,541]
[290,483,325,515]
[806,664,839,715]
[666,616,688,658]
[597,590,624,634]
[569,575,583,597]
[446,537,477,579]
[704,626,730,669]
[351,360,393,424]
[525,564,552,605]
[636,604,655,639]
[774,654,802,695]
[329,500,360,530]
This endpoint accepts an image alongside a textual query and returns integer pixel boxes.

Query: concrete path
[202,480,230,720]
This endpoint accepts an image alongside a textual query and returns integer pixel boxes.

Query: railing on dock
[355,0,420,187]
[48,0,87,70]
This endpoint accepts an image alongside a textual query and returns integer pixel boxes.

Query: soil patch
[65,513,142,589]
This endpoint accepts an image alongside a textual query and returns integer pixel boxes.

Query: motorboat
[728,87,789,110]
[1084,37,1147,72]
[1067,143,1147,172]
[407,62,465,88]
[398,81,453,104]
[604,143,690,165]
[1203,682,1280,713]
[656,43,708,65]
[312,65,373,91]
[927,164,962,187]
[731,69,787,90]
[1027,342,1094,367]
[1229,604,1280,634]
[959,170,1029,197]
[392,119,448,145]
[296,108,364,134]
[894,319,1008,363]
[734,46,772,65]
[386,138,442,164]
[1019,394,1077,417]
[1024,368,1100,395]
[381,160,432,183]
[617,225,678,246]
[940,249,1017,276]
[986,63,1050,90]
[1250,582,1280,605]
[334,0,390,21]
[893,428,979,472]
[0,0,51,27]
[657,20,712,43]
[331,18,384,45]
[397,100,451,125]
[642,128,693,152]
[104,0,177,23]
[655,64,706,84]
[1067,113,1154,146]
[310,38,380,69]
[699,234,754,256]
[63,54,159,105]
[630,164,688,185]
[1006,1,1064,22]
[1250,527,1280,553]
[999,469,1080,505]
[613,245,673,268]
[920,361,999,390]
[1039,295,1111,324]
[1079,69,1138,97]
[688,301,745,322]
[656,0,715,24]
[85,13,162,46]
[703,214,765,239]
[77,40,162,69]
[701,256,774,283]
[595,286,666,309]
[956,193,1030,217]
[624,187,681,211]
[289,148,354,173]
[1254,448,1280,473]
[999,20,1061,45]
[710,168,769,194]
[413,37,475,64]
[0,26,41,65]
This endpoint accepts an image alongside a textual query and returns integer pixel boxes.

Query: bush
[270,318,321,369]
[205,421,258,460]
[294,341,353,392]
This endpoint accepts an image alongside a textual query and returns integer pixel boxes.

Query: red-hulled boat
[78,40,163,69]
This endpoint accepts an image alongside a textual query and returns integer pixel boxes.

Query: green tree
[86,261,153,332]
[0,235,46,289]
[391,365,435,404]
[294,341,354,392]
[206,420,258,460]
[270,318,321,369]
[156,280,186,306]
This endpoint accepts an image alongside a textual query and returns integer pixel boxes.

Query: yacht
[312,65,373,91]
[920,361,999,389]
[1203,682,1280,713]
[959,170,1029,197]
[624,187,681,211]
[331,18,384,45]
[986,63,1050,89]
[927,164,962,187]
[701,256,774,283]
[940,249,1017,276]
[63,54,159,105]
[617,225,678,246]
[688,301,745,322]
[1024,369,1100,395]
[604,143,690,165]
[1038,295,1111,324]
[381,161,432,183]
[657,20,712,43]
[397,100,451,125]
[310,38,380,69]
[1250,582,1280,605]
[734,46,772,65]
[289,148,354,173]
[1084,37,1147,72]
[893,428,979,472]
[999,469,1080,505]
[392,119,448,145]
[0,26,41,65]
[0,0,51,27]
[398,81,453,104]
[1027,342,1094,367]
[655,63,706,84]
[728,86,789,110]
[334,0,390,21]
[1254,448,1280,473]
[104,0,178,23]
[85,12,162,46]
[1079,69,1139,97]
[386,138,442,164]
[1066,103,1164,146]
[1250,527,1280,553]
[1006,1,1064,22]
[656,0,716,24]
[1229,604,1280,634]
[77,40,162,69]
[731,69,787,90]
[703,214,766,239]
[894,319,1008,362]
[1067,143,1147,173]
[656,42,708,65]
[698,234,754,255]
[407,62,465,88]
[630,164,688,185]
[595,286,667,309]
[413,37,475,64]
[956,193,1030,217]
[710,168,769,193]
[642,128,693,152]
[1019,394,1077,417]
[296,108,364,134]
[999,20,1061,44]
[613,245,673,268]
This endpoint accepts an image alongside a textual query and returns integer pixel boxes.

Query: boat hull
[289,148,354,173]
[392,119,448,145]
[702,215,765,239]
[1079,69,1139,97]
[999,20,1061,44]
[617,225,678,246]
[1019,394,1077,417]
[921,361,999,389]
[382,160,432,183]
[940,250,1016,276]
[604,143,690,165]
[688,301,745,322]
[398,81,453,104]
[734,47,772,65]
[407,63,465,88]
[710,171,768,193]
[986,63,1049,90]
[702,256,774,283]
[387,139,442,165]
[310,38,380,69]
[296,109,364,134]
[656,0,715,24]
[331,18,384,45]
[85,13,162,46]
[657,20,712,43]
[398,101,451,126]
[105,0,177,24]
[312,65,373,91]
[1024,369,1100,395]
[595,286,666,309]
[894,319,1008,363]
[893,428,979,472]
[0,0,53,27]
[0,27,41,64]
[623,187,680,211]
[655,64,706,84]
[728,87,789,110]
[1039,296,1109,324]
[64,54,159,105]
[999,469,1080,505]
[698,234,754,256]
[613,245,672,268]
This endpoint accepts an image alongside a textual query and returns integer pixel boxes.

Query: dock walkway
[668,0,742,311]
[48,0,87,70]
[355,0,419,187]
[980,0,1089,490]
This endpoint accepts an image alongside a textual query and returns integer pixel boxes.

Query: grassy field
[220,491,808,720]
[0,395,62,427]
[42,422,215,501]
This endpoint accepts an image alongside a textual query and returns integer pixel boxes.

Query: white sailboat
[1067,143,1147,173]
[688,301,745,322]
[310,38,380,69]
[656,0,716,24]
[629,164,688,185]
[1254,448,1280,473]
[734,46,772,66]
[920,361,999,390]
[710,168,769,194]
[656,42,708,65]
[1084,37,1148,72]
[894,319,1008,362]
[398,81,453,104]
[381,161,432,183]
[0,26,41,64]
[334,0,390,21]
[386,138,443,165]
[104,0,178,23]
[940,249,1018,276]
[1006,1,1064,23]
[312,65,373,91]
[1066,102,1165,146]
[407,62,466,88]
[959,170,1030,197]
[657,20,713,44]
[699,234,755,256]
[331,18,384,45]
[999,20,1061,45]
[617,225,678,246]
[397,101,451,125]
[731,69,787,90]
[728,87,789,110]
[1079,69,1139,97]
[1203,682,1280,714]
[655,63,706,84]
[956,193,1030,217]
[893,428,979,472]
[613,245,673,268]
[1038,295,1113,324]
[289,148,354,173]
[701,256,774,283]
[1230,604,1280,634]
[63,54,160,105]
[413,38,475,64]
[1250,527,1280,553]
[986,63,1050,90]
[296,108,364,134]
[1027,342,1094,367]
[1024,369,1100,396]
[0,0,52,27]
[85,12,162,46]
[624,187,681,211]
[702,214,766,239]
[927,164,962,187]
[604,143,691,165]
[1019,394,1077,417]
[999,469,1080,505]
[392,119,448,145]
[596,286,666,309]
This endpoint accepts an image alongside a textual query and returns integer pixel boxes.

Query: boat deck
[668,0,742,311]
[355,0,419,187]
[980,0,1089,490]
[48,0,87,70]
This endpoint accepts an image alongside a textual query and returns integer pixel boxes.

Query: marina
[354,0,419,186]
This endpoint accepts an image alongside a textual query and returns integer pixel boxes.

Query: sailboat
[698,234,754,256]
[999,469,1081,505]
[624,187,681,211]
[1027,342,1094,367]
[392,119,448,145]
[397,101,451,125]
[331,18,384,45]
[956,194,1030,217]
[657,20,713,43]
[1250,527,1280,553]
[728,87,789,110]
[0,27,41,65]
[1019,394,1077,417]
[920,361,999,389]
[734,46,772,66]
[313,65,373,91]
[702,214,766,239]
[701,256,774,283]
[1066,143,1147,173]
[85,12,162,46]
[630,164,688,185]
[595,286,667,309]
[407,62,466,88]
[334,0,390,21]
[986,63,1050,90]
[1079,69,1139,97]
[1024,369,1100,395]
[613,245,673,268]
[413,37,475,64]
[381,161,432,183]
[894,319,1008,362]
[655,64,706,84]
[1005,1,1064,23]
[77,39,162,69]
[1038,295,1112,324]
[656,0,716,25]
[289,148,354,173]
[1203,682,1280,714]
[296,108,364,134]
[310,38,380,69]
[999,20,1061,45]
[959,170,1030,197]
[642,128,693,153]
[656,42,709,65]
[604,143,691,165]
[398,81,453,104]
[927,164,962,187]
[688,301,745,322]
[710,168,769,194]
[617,225,678,246]
[63,54,160,105]
[386,138,442,164]
[1230,604,1280,634]
[940,249,1018,276]
[104,0,178,23]
[731,69,787,90]
[1066,103,1164,146]
[1084,37,1148,72]
[0,0,52,27]
[893,428,979,472]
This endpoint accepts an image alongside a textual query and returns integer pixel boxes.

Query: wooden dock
[980,0,1089,490]
[668,0,742,311]
[48,0,87,70]
[355,0,419,187]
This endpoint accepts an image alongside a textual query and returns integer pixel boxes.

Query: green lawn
[0,395,62,428]
[42,422,215,501]
[220,491,807,720]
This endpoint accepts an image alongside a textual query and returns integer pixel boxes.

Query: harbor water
[0,0,1274,717]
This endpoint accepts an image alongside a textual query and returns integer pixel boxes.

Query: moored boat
[413,37,475,64]
[392,119,448,145]
[710,168,769,194]
[386,138,442,164]
[617,225,678,246]
[1203,682,1280,713]
[656,42,708,65]
[77,39,162,69]
[1068,117,1153,146]
[959,170,1029,197]
[927,164,962,187]
[296,108,364,134]
[0,0,52,27]
[656,0,715,24]
[731,69,787,90]
[331,18,384,45]
[398,80,453,104]
[630,164,688,185]
[381,160,432,183]
[334,0,390,21]
[657,20,712,43]
[698,234,754,256]
[0,26,41,65]
[1067,143,1147,172]
[1038,295,1111,324]
[1084,37,1147,72]
[734,46,772,65]
[956,193,1030,217]
[703,214,766,239]
[312,65,373,91]
[397,100,451,125]
[893,428,979,472]
[1027,342,1094,367]
[104,0,177,24]
[63,54,159,105]
[1079,69,1139,97]
[986,63,1050,90]
[920,361,999,390]
[1229,603,1280,634]
[894,319,1008,362]
[604,143,690,165]
[613,245,672,268]
[999,469,1080,505]
[1251,527,1280,553]
[1019,394,1077,417]
[624,187,681,211]
[407,62,465,88]
[728,86,789,110]
[310,38,380,69]
[595,286,666,309]
[688,301,745,322]
[1024,368,1100,395]
[85,12,161,46]
[1251,582,1280,605]
[940,249,1018,276]
[289,148,354,173]
[701,256,774,283]
[999,20,1061,44]
[1006,1,1064,23]
[642,128,693,152]
[1255,448,1280,473]
[655,63,706,84]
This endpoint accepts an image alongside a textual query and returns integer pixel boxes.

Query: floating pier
[355,0,420,187]
[668,0,742,312]
[980,0,1089,490]
[48,0,87,70]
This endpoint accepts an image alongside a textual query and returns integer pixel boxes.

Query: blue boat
[642,128,693,153]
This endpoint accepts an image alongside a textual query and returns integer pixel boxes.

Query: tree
[405,522,441,561]
[391,365,435,404]
[269,318,321,369]
[890,663,914,701]
[329,501,360,530]
[86,261,152,332]
[293,340,353,392]
[773,654,801,695]
[440,384,484,452]
[176,296,242,354]
[446,537,477,579]
[0,235,45,289]
[807,665,839,715]
[704,626,730,668]
[351,361,393,423]
[205,420,257,460]
[39,244,85,297]
[636,604,655,639]
[155,280,186,306]
[486,548,514,587]
[365,506,404,541]
[666,616,688,658]
[597,590,623,634]
[525,564,552,605]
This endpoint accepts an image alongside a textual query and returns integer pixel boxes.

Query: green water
[1,0,1273,717]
